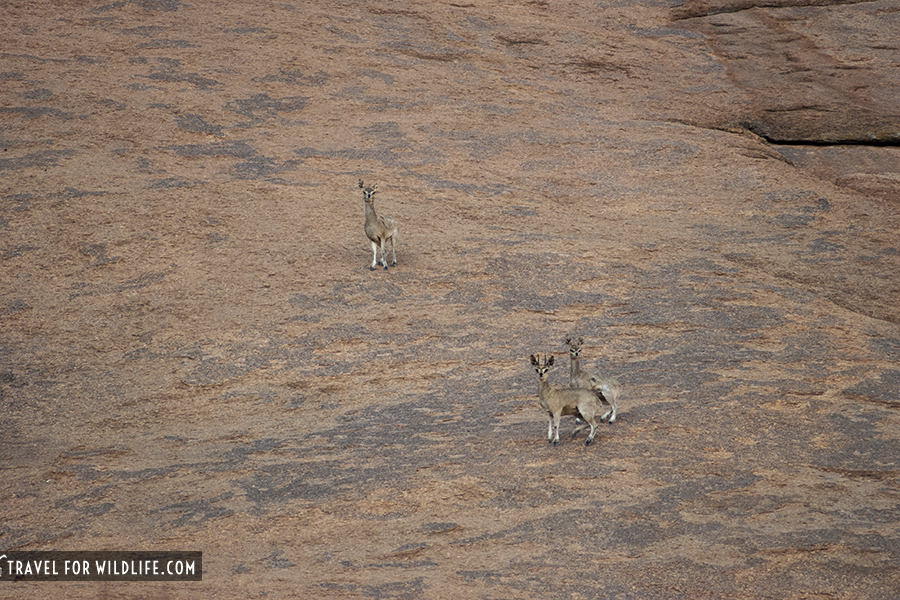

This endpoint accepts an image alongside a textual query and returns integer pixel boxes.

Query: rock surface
[2,1,899,598]
[677,0,900,144]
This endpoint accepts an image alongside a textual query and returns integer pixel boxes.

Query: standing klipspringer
[530,354,606,446]
[359,179,399,271]
[565,336,620,424]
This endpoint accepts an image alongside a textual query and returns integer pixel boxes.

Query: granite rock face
[1,1,899,598]
[677,0,900,144]
[674,0,900,207]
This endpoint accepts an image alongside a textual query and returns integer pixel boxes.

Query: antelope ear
[530,355,538,366]
[548,355,555,366]
[565,337,571,345]
[359,179,365,188]
[372,183,378,191]
[579,336,584,344]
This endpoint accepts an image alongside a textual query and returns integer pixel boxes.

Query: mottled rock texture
[2,1,899,598]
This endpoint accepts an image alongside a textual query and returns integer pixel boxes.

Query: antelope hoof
[553,440,559,446]
[585,439,592,446]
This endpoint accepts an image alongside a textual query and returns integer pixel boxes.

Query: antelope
[359,179,399,271]
[530,354,605,446]
[565,336,620,424]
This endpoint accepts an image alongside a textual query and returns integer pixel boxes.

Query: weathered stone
[678,0,900,145]
[1,1,898,598]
